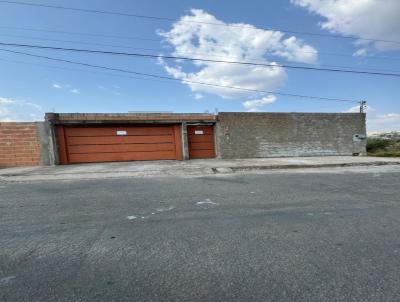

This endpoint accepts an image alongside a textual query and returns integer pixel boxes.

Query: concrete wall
[1,112,367,167]
[0,122,55,167]
[36,122,55,166]
[216,112,366,158]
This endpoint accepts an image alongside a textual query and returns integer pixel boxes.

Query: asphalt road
[1,168,400,301]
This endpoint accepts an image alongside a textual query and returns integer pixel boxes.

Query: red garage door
[57,125,182,164]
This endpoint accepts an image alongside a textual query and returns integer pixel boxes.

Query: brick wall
[217,112,366,158]
[0,122,41,167]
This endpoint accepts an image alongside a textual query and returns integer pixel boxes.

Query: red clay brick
[0,122,40,167]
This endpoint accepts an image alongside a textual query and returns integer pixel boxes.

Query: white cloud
[242,95,277,112]
[194,93,204,100]
[0,96,43,121]
[376,113,400,122]
[158,9,318,109]
[292,0,400,52]
[368,113,400,132]
[272,36,318,63]
[52,83,62,89]
[52,83,80,94]
[353,49,369,57]
[0,97,16,104]
[342,105,400,132]
[343,105,375,113]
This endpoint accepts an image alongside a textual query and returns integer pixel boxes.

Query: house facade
[0,112,366,167]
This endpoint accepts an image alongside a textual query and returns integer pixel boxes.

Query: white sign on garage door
[116,130,127,136]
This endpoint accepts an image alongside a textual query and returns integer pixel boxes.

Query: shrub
[366,138,392,153]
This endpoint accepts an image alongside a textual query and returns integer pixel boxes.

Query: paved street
[1,167,400,301]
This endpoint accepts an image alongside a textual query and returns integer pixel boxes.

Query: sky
[0,0,399,132]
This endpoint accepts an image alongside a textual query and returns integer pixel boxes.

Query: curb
[212,161,400,173]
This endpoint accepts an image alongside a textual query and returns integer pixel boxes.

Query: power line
[2,26,400,62]
[1,0,400,45]
[0,25,160,42]
[0,55,224,86]
[2,31,400,64]
[0,47,359,103]
[0,56,356,112]
[0,56,348,108]
[0,33,165,52]
[0,56,162,82]
[1,41,400,77]
[2,35,400,73]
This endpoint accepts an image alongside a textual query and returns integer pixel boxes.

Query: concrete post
[181,122,189,160]
[36,121,56,165]
[214,122,220,159]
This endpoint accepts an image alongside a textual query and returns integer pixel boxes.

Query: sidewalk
[1,156,400,182]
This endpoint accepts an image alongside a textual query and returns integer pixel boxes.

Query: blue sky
[0,0,399,131]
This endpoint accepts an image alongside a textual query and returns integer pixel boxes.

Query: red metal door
[187,125,215,159]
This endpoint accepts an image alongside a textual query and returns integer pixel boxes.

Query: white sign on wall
[116,130,127,136]
[195,130,204,135]
[353,134,366,142]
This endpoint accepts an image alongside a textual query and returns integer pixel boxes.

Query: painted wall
[217,112,366,158]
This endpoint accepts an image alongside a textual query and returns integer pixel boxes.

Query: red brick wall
[0,122,41,167]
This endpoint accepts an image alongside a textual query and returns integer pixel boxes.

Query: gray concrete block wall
[217,112,366,158]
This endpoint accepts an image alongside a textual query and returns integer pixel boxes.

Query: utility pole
[359,100,367,113]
